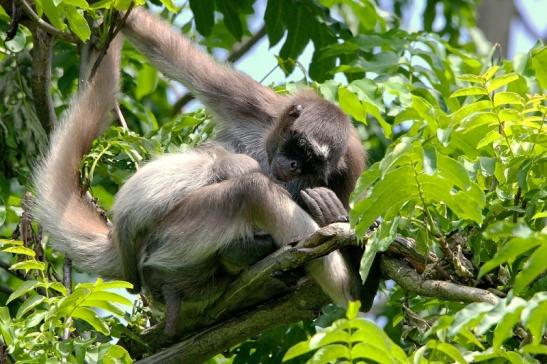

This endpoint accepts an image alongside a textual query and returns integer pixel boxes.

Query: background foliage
[0,0,545,363]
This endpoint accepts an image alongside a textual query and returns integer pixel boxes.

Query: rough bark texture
[122,224,500,362]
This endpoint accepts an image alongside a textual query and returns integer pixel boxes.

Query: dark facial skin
[267,104,330,183]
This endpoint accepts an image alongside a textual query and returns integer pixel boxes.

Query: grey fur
[34,8,367,336]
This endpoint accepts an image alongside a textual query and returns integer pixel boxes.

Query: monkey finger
[321,188,346,216]
[305,188,329,211]
[300,190,324,221]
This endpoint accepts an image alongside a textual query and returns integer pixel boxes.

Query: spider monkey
[34,8,379,336]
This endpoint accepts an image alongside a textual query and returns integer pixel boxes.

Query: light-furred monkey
[34,7,378,336]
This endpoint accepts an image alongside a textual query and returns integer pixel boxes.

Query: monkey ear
[288,104,303,118]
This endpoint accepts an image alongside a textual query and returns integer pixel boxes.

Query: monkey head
[266,94,351,184]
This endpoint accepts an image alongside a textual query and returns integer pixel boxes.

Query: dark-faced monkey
[34,7,379,336]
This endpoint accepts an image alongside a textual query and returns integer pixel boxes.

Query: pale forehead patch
[308,137,331,159]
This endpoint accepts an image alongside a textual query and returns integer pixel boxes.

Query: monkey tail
[33,37,123,278]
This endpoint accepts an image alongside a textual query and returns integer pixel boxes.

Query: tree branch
[171,24,267,114]
[137,281,327,364]
[121,225,501,360]
[30,27,56,133]
[16,0,78,43]
[380,255,500,305]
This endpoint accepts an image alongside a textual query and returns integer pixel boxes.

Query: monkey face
[267,98,349,183]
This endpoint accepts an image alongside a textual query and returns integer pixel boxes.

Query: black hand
[300,187,348,226]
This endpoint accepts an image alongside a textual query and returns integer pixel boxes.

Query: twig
[380,256,499,305]
[115,102,128,129]
[88,4,134,81]
[6,0,23,41]
[62,258,72,340]
[16,0,78,42]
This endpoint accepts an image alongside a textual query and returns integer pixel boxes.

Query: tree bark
[477,0,515,57]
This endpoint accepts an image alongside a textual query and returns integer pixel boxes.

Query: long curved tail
[33,37,123,278]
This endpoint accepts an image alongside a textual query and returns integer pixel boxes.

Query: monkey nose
[289,160,298,170]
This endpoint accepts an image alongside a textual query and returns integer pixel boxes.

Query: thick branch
[137,281,328,364]
[380,256,499,305]
[30,27,56,133]
[126,226,501,360]
[171,25,267,114]
[210,223,356,319]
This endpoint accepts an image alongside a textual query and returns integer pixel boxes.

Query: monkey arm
[123,7,283,125]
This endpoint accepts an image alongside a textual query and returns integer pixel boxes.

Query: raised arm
[123,7,282,125]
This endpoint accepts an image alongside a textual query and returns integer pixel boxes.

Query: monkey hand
[300,187,348,227]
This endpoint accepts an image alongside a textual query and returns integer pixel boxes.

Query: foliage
[0,0,546,363]
[0,239,133,362]
[283,302,410,363]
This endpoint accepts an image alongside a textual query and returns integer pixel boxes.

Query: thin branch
[115,102,128,129]
[171,24,267,114]
[380,256,500,305]
[88,4,134,81]
[16,0,78,43]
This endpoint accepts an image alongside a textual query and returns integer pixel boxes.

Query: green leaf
[0,307,14,346]
[264,0,285,46]
[283,341,311,361]
[486,73,519,94]
[49,282,68,296]
[482,65,500,81]
[10,260,46,272]
[364,101,392,138]
[422,145,437,175]
[16,295,46,319]
[338,87,365,122]
[479,237,542,277]
[279,4,311,74]
[84,291,132,306]
[25,310,47,328]
[135,64,158,100]
[7,280,40,304]
[189,0,214,36]
[216,0,242,40]
[89,280,134,290]
[346,301,360,320]
[530,46,547,90]
[451,100,493,123]
[159,0,177,13]
[434,342,466,364]
[102,345,132,364]
[457,74,484,84]
[65,6,91,41]
[493,305,524,349]
[2,246,36,257]
[71,307,110,335]
[514,243,547,293]
[493,92,524,107]
[81,300,125,316]
[449,86,487,98]
[532,211,547,220]
[62,0,89,8]
[41,0,66,30]
[0,239,23,246]
[309,344,350,363]
[351,343,394,363]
